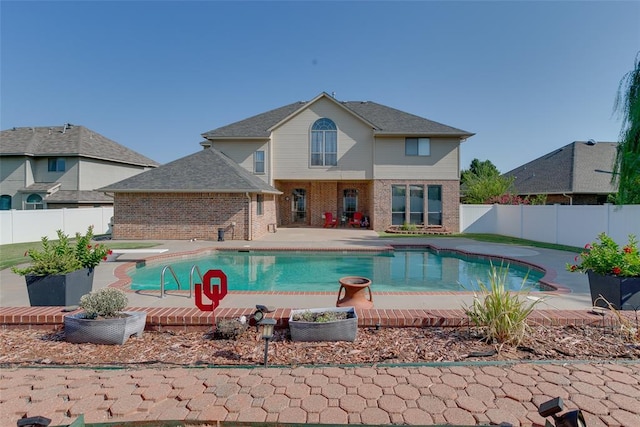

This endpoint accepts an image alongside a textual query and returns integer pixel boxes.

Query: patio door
[291,189,306,223]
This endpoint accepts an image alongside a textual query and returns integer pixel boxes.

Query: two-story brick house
[0,124,158,210]
[101,93,473,240]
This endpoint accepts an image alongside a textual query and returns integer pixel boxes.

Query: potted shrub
[289,306,357,342]
[64,287,146,345]
[12,226,112,306]
[567,233,640,310]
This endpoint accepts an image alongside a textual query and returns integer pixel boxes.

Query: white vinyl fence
[0,207,114,245]
[461,204,640,248]
[1,204,638,247]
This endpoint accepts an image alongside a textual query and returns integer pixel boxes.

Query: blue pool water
[128,249,545,292]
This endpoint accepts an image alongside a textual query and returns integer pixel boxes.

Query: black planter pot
[25,268,94,306]
[587,271,640,310]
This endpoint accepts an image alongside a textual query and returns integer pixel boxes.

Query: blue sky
[2,1,639,173]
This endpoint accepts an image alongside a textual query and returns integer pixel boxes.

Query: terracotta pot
[337,276,373,309]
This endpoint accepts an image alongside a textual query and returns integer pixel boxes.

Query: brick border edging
[1,306,633,332]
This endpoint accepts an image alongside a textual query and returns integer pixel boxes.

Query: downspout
[246,192,252,241]
[562,193,573,205]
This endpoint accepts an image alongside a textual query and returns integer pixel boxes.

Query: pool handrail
[160,265,181,299]
[189,264,203,299]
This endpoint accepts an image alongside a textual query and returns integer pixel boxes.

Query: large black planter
[587,271,640,310]
[25,268,94,306]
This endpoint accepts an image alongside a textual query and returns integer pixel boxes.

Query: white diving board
[105,248,169,262]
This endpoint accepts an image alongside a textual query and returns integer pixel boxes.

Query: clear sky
[2,1,639,173]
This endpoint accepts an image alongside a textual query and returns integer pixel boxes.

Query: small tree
[612,52,640,204]
[461,159,514,204]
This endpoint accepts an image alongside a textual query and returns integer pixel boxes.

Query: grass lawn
[0,238,162,271]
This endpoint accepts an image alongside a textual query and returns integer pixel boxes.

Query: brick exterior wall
[275,181,373,227]
[373,179,460,233]
[112,192,276,240]
[111,180,459,240]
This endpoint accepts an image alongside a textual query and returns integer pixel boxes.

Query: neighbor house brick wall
[113,192,260,240]
[373,179,460,232]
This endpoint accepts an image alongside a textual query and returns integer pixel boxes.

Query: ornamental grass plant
[464,263,543,348]
[567,233,640,277]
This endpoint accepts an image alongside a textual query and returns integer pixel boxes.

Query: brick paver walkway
[1,362,638,427]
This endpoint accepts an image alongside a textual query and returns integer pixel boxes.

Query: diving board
[105,248,169,262]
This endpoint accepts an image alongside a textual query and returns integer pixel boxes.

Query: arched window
[25,194,43,210]
[0,195,11,210]
[310,118,337,166]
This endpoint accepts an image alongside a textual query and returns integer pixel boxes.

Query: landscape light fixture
[538,397,586,427]
[260,318,277,367]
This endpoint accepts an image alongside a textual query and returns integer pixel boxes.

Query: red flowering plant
[567,233,640,277]
[12,226,112,276]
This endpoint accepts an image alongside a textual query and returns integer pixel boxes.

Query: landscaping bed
[1,324,638,367]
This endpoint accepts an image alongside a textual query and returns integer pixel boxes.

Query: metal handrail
[189,264,203,299]
[160,265,181,299]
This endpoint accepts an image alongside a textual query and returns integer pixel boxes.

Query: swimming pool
[128,248,545,292]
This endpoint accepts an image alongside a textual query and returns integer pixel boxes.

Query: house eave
[374,131,475,138]
[103,188,282,195]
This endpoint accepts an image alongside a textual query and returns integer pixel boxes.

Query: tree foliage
[612,52,640,204]
[461,158,514,204]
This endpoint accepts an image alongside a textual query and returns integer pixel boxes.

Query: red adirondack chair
[348,212,363,227]
[323,212,337,228]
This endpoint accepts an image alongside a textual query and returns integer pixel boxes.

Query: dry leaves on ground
[1,324,638,368]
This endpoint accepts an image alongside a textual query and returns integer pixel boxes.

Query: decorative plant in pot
[288,306,358,342]
[567,233,640,310]
[64,287,147,345]
[12,226,112,306]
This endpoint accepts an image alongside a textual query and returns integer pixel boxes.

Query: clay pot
[336,276,373,309]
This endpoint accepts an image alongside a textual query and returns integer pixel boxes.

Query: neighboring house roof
[99,146,281,194]
[18,183,61,193]
[503,140,618,195]
[45,190,113,204]
[0,124,159,167]
[202,92,474,140]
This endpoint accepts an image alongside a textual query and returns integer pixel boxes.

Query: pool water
[128,249,544,292]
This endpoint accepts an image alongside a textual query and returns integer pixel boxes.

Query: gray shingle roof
[503,141,618,195]
[1,125,159,167]
[99,146,281,194]
[45,190,113,204]
[202,93,473,139]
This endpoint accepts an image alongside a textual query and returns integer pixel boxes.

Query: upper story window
[48,157,66,172]
[405,138,430,156]
[311,118,337,166]
[254,151,265,174]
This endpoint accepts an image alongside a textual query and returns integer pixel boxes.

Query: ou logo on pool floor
[195,270,228,311]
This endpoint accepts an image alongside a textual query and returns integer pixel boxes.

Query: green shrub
[79,288,128,319]
[12,226,112,276]
[463,264,543,347]
[401,223,418,231]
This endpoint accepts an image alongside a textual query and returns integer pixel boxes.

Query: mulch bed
[1,324,638,368]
